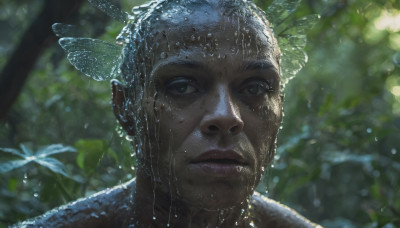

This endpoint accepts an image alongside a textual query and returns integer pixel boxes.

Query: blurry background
[0,0,399,227]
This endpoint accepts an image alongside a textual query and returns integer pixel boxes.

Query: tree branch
[0,0,85,120]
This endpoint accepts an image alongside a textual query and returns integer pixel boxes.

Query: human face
[133,7,282,210]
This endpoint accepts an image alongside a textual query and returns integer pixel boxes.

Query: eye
[165,78,199,95]
[239,80,273,96]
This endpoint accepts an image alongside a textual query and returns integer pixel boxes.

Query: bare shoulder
[250,192,323,228]
[13,179,136,228]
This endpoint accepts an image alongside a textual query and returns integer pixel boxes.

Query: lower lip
[189,162,246,177]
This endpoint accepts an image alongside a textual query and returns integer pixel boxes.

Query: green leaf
[75,139,107,175]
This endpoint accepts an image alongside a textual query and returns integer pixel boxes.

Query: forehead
[133,2,279,75]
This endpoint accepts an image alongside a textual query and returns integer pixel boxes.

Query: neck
[132,171,253,228]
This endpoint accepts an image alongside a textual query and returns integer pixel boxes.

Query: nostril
[230,126,238,133]
[208,125,219,132]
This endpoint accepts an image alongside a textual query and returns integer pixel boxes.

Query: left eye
[239,81,272,96]
[165,78,198,95]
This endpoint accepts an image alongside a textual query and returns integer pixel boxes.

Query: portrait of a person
[16,0,322,227]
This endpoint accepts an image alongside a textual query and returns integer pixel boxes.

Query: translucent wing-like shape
[280,43,307,85]
[264,0,301,28]
[277,14,320,36]
[276,14,320,85]
[52,23,87,38]
[59,37,122,81]
[88,0,129,23]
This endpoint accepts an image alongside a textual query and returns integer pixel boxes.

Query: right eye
[165,78,199,95]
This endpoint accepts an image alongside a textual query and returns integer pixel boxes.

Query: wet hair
[117,0,282,165]
[118,0,281,86]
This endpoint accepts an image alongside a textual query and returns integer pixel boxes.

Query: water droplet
[313,198,321,207]
[90,212,99,218]
[23,173,28,184]
[374,137,378,142]
[366,128,372,133]
[153,216,156,220]
[33,193,39,198]
[391,148,397,155]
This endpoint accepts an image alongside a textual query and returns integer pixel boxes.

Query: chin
[177,181,255,210]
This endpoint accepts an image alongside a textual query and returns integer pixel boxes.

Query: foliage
[0,0,399,227]
[0,144,76,177]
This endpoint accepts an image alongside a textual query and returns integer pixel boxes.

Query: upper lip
[190,149,247,165]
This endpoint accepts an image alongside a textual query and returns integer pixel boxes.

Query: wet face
[115,3,282,211]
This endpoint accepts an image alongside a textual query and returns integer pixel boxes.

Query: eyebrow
[240,61,278,72]
[153,59,205,72]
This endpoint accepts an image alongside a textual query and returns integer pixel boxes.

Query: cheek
[155,100,196,153]
[248,100,282,160]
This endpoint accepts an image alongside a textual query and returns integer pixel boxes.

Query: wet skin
[113,5,283,227]
[18,1,321,228]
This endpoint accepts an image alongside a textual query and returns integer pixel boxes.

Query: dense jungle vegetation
[0,0,399,227]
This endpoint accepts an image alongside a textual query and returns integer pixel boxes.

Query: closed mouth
[190,150,247,165]
[192,158,246,165]
[188,150,249,177]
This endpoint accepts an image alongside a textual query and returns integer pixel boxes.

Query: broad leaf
[75,139,107,175]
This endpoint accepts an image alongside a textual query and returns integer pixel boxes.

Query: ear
[111,79,135,136]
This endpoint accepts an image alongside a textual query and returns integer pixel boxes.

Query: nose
[200,86,244,135]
